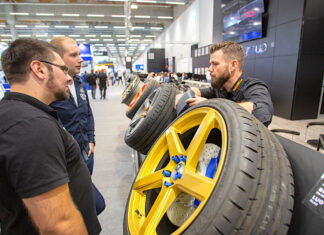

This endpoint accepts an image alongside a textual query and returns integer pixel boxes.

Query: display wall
[211,0,324,120]
[147,48,165,73]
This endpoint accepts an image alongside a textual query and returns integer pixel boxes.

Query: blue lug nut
[171,156,180,164]
[164,181,174,187]
[180,155,187,163]
[162,170,171,177]
[175,172,182,179]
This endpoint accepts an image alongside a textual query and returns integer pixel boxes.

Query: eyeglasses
[39,60,69,75]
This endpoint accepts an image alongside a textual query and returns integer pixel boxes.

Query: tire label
[302,173,324,220]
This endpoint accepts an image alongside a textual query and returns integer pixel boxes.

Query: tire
[124,84,177,155]
[121,78,144,105]
[126,80,159,119]
[123,99,294,235]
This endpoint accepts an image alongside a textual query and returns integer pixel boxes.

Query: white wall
[134,0,214,73]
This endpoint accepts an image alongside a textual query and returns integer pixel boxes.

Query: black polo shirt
[0,92,101,235]
[200,76,273,126]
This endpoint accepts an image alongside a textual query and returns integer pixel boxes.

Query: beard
[47,72,70,101]
[211,68,230,89]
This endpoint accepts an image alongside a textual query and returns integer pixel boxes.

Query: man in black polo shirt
[0,38,101,235]
[175,41,273,127]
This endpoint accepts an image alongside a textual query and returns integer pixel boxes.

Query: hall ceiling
[0,0,190,63]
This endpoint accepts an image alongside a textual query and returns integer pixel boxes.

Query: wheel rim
[128,107,228,235]
[127,83,148,111]
[126,87,160,136]
[122,78,138,99]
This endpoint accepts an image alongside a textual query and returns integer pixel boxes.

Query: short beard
[47,71,70,101]
[211,69,230,89]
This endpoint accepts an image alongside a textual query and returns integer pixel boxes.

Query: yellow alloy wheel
[122,78,138,99]
[128,107,228,235]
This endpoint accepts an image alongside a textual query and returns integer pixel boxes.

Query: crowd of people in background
[145,72,188,84]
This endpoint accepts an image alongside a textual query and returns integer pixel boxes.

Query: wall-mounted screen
[222,0,264,43]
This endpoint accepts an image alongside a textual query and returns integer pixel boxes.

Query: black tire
[126,80,159,119]
[123,99,294,235]
[124,84,177,154]
[121,78,144,105]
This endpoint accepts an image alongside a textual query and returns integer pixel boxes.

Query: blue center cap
[171,163,184,181]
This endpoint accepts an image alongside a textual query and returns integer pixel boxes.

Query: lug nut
[175,172,182,179]
[162,170,171,177]
[180,155,187,163]
[164,181,174,187]
[171,156,180,164]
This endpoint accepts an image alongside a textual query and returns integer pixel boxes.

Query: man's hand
[174,93,184,109]
[185,97,207,107]
[88,142,95,157]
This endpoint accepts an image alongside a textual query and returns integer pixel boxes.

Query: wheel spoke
[176,170,215,201]
[139,187,180,235]
[186,110,216,171]
[129,115,142,128]
[133,170,164,193]
[166,126,186,157]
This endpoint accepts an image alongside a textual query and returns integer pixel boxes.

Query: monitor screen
[222,0,264,43]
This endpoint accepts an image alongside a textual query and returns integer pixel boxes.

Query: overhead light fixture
[94,44,104,46]
[137,0,157,3]
[0,25,5,27]
[87,14,104,17]
[95,26,109,29]
[15,25,28,28]
[134,15,151,18]
[75,25,89,28]
[145,35,156,37]
[143,39,153,41]
[112,15,126,18]
[69,35,80,37]
[35,25,49,28]
[130,39,140,42]
[55,25,69,28]
[131,4,138,9]
[103,39,113,41]
[158,16,173,19]
[132,27,145,30]
[131,35,141,37]
[1,34,12,37]
[10,13,29,16]
[116,35,126,37]
[101,35,112,37]
[117,39,125,41]
[114,26,125,29]
[35,34,48,38]
[18,34,31,37]
[53,35,65,37]
[76,39,86,41]
[36,13,54,16]
[62,14,80,17]
[90,39,100,41]
[151,27,163,30]
[166,1,185,5]
[85,35,96,37]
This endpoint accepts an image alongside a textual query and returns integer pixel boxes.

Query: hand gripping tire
[124,84,177,155]
[123,99,294,235]
[122,78,144,105]
[126,80,159,119]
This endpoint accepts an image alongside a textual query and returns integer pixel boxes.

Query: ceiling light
[55,25,69,28]
[130,39,140,42]
[151,27,163,30]
[18,34,31,37]
[158,16,173,19]
[114,26,125,29]
[101,35,112,37]
[62,14,80,17]
[131,35,141,37]
[69,35,80,37]
[137,0,157,3]
[15,25,28,28]
[35,25,49,28]
[112,15,126,18]
[166,1,185,5]
[0,25,5,27]
[76,39,86,41]
[35,34,48,37]
[53,35,65,37]
[95,26,109,29]
[132,27,145,30]
[134,15,150,18]
[104,39,113,41]
[131,5,138,9]
[145,35,156,37]
[36,13,54,16]
[88,14,104,17]
[75,25,89,28]
[10,13,29,16]
[106,44,114,46]
[117,39,125,41]
[85,35,96,37]
[143,39,153,41]
[116,35,126,37]
[90,39,100,41]
[1,34,12,37]
[94,44,104,46]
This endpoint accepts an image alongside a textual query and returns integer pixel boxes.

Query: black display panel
[222,0,264,43]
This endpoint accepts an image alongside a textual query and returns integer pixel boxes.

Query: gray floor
[88,85,324,234]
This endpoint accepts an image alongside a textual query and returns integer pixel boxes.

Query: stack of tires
[122,99,295,235]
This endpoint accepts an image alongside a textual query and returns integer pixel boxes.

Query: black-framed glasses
[39,60,69,75]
